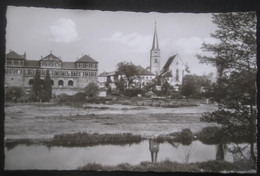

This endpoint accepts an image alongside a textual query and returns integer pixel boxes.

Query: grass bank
[51,132,142,146]
[5,133,143,149]
[79,160,255,172]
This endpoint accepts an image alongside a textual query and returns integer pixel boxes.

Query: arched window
[176,69,179,82]
[58,80,64,87]
[51,80,54,86]
[29,79,34,86]
[68,80,73,87]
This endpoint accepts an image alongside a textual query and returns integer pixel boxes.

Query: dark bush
[170,91,183,99]
[111,89,120,96]
[39,90,50,102]
[58,93,72,102]
[85,82,99,98]
[5,86,24,102]
[123,89,142,97]
[179,128,193,145]
[197,126,224,144]
[152,90,165,97]
[72,92,87,102]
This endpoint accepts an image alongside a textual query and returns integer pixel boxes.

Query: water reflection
[149,139,159,163]
[216,143,227,161]
[5,140,239,170]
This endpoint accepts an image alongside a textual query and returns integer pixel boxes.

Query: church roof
[160,55,176,75]
[76,55,98,63]
[151,22,159,50]
[6,51,25,59]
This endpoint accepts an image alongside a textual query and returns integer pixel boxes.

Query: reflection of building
[5,50,98,95]
[149,139,160,163]
[216,143,227,161]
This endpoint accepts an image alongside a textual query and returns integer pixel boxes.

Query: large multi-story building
[5,50,98,95]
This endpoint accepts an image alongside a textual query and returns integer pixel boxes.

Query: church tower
[150,22,161,75]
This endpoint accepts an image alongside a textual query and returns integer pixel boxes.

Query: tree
[197,12,257,164]
[115,77,125,95]
[43,70,52,101]
[181,75,197,98]
[5,86,24,102]
[105,76,112,88]
[161,80,171,96]
[142,79,157,92]
[116,62,139,88]
[33,69,41,97]
[180,74,211,98]
[85,82,99,98]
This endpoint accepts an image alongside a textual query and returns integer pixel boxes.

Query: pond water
[5,140,246,170]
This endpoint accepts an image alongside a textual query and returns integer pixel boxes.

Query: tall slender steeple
[152,21,159,50]
[150,21,161,75]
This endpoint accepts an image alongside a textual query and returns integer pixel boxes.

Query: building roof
[160,55,176,75]
[6,51,25,59]
[24,60,40,68]
[40,53,62,62]
[98,71,116,77]
[62,62,76,69]
[99,65,154,77]
[135,65,155,76]
[76,55,98,63]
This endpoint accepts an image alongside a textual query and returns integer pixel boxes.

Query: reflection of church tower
[216,143,227,161]
[149,139,160,163]
[150,22,161,75]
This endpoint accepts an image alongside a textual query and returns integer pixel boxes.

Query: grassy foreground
[79,160,255,173]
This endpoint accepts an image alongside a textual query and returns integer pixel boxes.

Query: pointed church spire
[152,21,159,50]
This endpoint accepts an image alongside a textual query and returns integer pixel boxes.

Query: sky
[5,6,218,75]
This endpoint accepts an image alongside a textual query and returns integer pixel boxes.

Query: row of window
[6,59,98,69]
[41,61,61,67]
[6,68,97,77]
[28,79,74,87]
[6,59,24,66]
[6,69,23,75]
[77,62,97,69]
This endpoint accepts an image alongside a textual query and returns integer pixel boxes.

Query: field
[5,102,218,140]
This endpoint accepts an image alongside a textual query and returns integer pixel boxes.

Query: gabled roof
[6,51,25,59]
[98,71,116,77]
[135,65,155,76]
[40,53,62,62]
[160,55,176,75]
[24,60,40,68]
[76,55,98,63]
[62,62,76,69]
